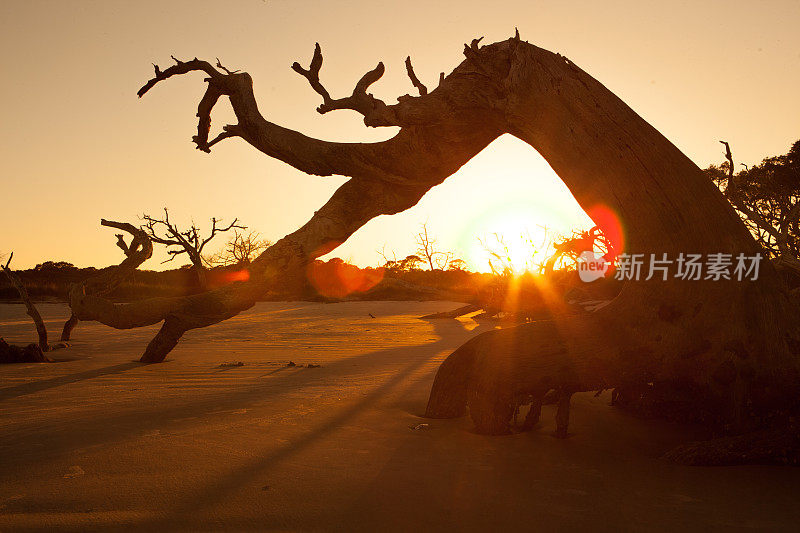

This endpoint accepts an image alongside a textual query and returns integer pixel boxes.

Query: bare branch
[292,42,388,118]
[115,234,130,255]
[415,223,454,271]
[62,228,139,342]
[141,211,183,247]
[161,250,182,264]
[140,46,453,177]
[205,125,242,151]
[207,229,269,267]
[720,140,734,181]
[137,56,222,98]
[215,57,240,75]
[290,43,331,104]
[376,244,399,268]
[199,217,245,253]
[140,209,243,284]
[138,55,243,153]
[405,56,428,96]
[126,38,637,363]
[69,219,156,326]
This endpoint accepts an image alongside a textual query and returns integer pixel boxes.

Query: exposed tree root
[425,278,800,462]
[427,319,612,435]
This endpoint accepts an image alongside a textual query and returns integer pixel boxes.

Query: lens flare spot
[223,269,250,283]
[586,204,624,260]
[307,259,384,298]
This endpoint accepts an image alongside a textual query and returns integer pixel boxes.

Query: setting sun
[330,134,596,271]
[465,207,552,273]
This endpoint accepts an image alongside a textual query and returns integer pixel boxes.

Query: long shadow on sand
[133,318,478,529]
[0,317,485,528]
[0,362,142,402]
[1,319,489,473]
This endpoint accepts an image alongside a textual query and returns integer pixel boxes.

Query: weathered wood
[68,220,156,333]
[60,224,153,341]
[64,35,800,463]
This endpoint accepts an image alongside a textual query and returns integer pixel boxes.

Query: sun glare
[462,204,574,274]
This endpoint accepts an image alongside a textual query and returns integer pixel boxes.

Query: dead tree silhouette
[69,33,800,463]
[61,221,154,342]
[1,253,51,361]
[141,208,244,289]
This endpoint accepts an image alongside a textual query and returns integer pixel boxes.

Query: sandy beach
[1,301,799,531]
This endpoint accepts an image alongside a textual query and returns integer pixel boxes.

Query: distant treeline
[0,259,491,303]
[0,261,212,301]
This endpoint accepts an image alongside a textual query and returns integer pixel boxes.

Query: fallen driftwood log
[0,338,48,364]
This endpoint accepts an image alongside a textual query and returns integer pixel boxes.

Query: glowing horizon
[1,1,798,271]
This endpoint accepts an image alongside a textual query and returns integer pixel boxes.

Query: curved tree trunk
[69,220,155,345]
[69,36,800,459]
[424,40,800,457]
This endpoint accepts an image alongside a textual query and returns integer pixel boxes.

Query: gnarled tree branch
[291,42,389,122]
[69,219,156,328]
[106,35,800,466]
[138,56,239,153]
[138,56,223,98]
[405,56,427,96]
[61,227,146,342]
[140,208,244,288]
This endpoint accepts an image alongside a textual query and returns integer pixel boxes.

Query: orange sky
[1,0,799,271]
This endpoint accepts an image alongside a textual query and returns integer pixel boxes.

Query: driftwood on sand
[64,32,800,464]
